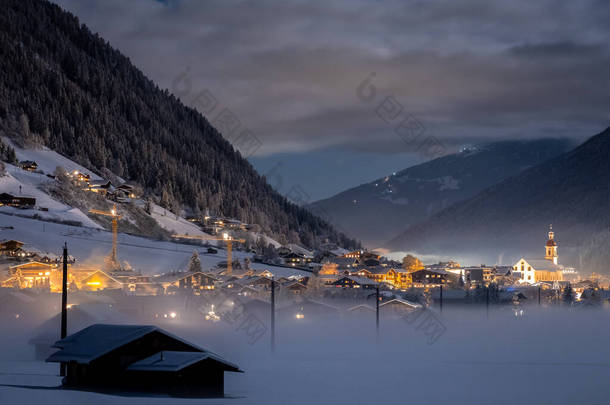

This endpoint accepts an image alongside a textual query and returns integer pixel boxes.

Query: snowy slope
[0,214,309,277]
[0,164,102,228]
[2,137,101,180]
[149,203,215,242]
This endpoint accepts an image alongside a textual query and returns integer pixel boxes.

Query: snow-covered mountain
[387,127,610,272]
[308,139,573,246]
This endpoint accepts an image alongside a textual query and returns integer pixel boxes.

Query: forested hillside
[0,0,359,249]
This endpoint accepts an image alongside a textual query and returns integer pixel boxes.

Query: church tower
[545,224,558,265]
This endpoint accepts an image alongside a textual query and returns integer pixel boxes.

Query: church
[513,226,564,284]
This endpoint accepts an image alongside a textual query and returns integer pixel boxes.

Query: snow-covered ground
[1,137,101,181]
[0,163,102,228]
[1,306,609,404]
[148,203,215,241]
[0,213,308,277]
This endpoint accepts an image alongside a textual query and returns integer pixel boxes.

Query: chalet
[462,266,494,285]
[238,285,260,297]
[87,180,114,196]
[280,252,313,266]
[80,270,124,291]
[110,270,153,293]
[115,183,139,199]
[319,257,359,275]
[153,271,217,295]
[350,266,411,289]
[331,276,378,290]
[253,269,274,278]
[71,171,91,183]
[410,269,449,287]
[0,239,25,256]
[19,160,38,171]
[0,192,36,208]
[284,280,307,295]
[345,304,375,315]
[7,261,57,289]
[379,298,422,317]
[46,324,242,396]
[249,276,274,289]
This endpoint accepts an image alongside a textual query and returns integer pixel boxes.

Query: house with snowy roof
[46,324,242,397]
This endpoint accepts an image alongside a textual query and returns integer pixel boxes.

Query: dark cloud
[52,0,610,157]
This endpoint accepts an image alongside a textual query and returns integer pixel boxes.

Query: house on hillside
[6,261,57,289]
[87,180,114,196]
[331,276,378,290]
[19,160,38,172]
[0,239,25,256]
[153,271,217,295]
[46,324,242,396]
[410,269,449,287]
[0,193,36,208]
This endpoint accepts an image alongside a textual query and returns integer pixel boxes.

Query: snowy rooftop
[46,324,203,364]
[127,350,241,372]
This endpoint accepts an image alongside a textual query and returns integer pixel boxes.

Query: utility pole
[486,285,490,319]
[271,277,275,353]
[439,285,443,313]
[375,285,380,340]
[60,243,68,376]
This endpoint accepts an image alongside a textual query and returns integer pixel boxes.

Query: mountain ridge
[308,138,573,246]
[0,0,359,250]
[387,127,610,271]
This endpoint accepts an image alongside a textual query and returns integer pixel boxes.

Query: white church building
[513,226,564,284]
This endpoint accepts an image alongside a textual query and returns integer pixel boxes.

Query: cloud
[52,0,610,156]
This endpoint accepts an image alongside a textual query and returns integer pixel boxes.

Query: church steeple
[545,224,558,265]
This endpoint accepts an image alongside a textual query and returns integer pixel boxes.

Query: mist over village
[1,1,610,404]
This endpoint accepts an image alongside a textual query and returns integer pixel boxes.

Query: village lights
[222,232,229,240]
[169,312,177,319]
[295,313,304,319]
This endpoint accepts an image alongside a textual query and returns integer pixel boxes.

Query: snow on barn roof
[127,350,241,373]
[379,298,422,309]
[46,324,206,364]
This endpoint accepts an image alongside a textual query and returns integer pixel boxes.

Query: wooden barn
[46,324,242,397]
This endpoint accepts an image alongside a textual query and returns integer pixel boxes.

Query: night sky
[53,0,610,200]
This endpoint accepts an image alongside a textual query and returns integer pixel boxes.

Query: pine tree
[188,251,202,273]
[562,283,574,304]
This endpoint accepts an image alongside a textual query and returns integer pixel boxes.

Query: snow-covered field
[0,213,308,277]
[1,306,609,404]
[0,163,102,228]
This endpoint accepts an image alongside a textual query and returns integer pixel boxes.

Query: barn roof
[379,298,422,309]
[127,350,241,373]
[46,324,204,364]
